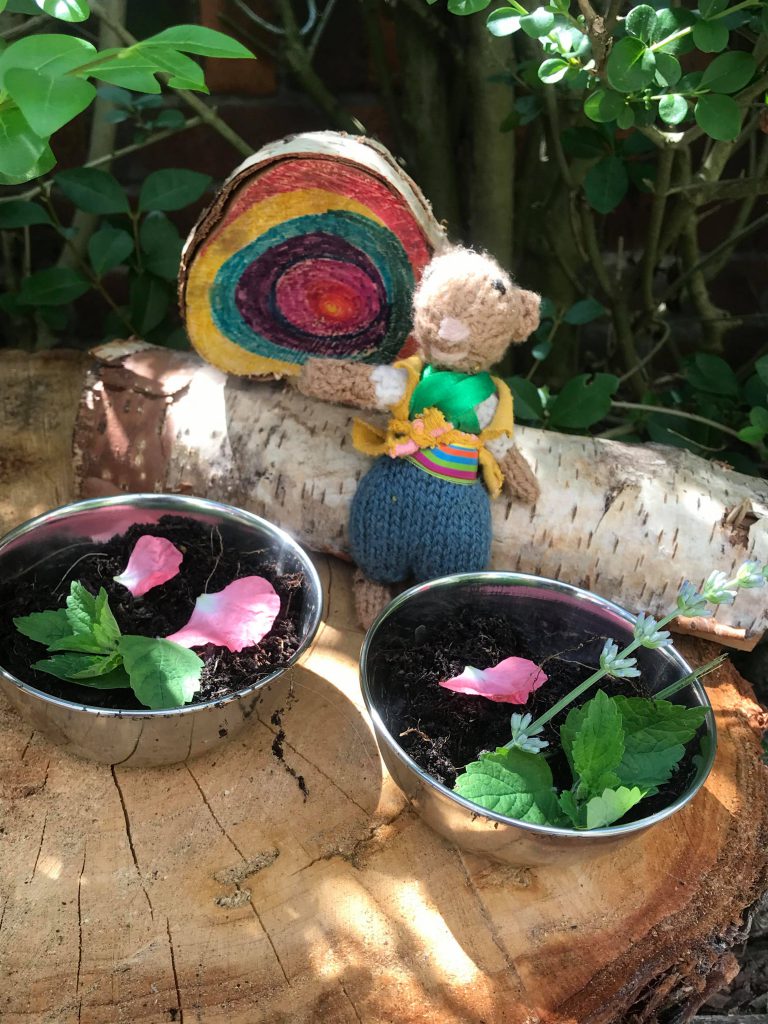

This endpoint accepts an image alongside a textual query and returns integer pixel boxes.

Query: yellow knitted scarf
[352,355,514,498]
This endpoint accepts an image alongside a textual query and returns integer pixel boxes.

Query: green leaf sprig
[14,580,203,709]
[444,1,765,145]
[454,560,764,829]
[0,16,254,184]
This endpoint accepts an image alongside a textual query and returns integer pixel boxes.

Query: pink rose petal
[114,535,184,598]
[165,576,280,652]
[439,657,547,704]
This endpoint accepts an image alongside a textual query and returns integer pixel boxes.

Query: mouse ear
[509,287,541,343]
[180,132,446,378]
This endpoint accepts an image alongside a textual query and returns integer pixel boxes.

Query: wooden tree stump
[1,349,768,1024]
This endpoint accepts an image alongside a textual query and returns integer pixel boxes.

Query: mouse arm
[479,392,539,504]
[296,358,407,411]
[494,441,541,505]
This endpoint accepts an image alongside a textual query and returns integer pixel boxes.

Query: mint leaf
[118,635,203,709]
[570,690,625,797]
[585,786,645,829]
[454,747,564,825]
[614,696,708,790]
[49,633,109,654]
[62,582,120,650]
[93,587,120,648]
[559,789,582,827]
[14,607,71,647]
[65,580,99,635]
[75,665,132,689]
[33,650,123,681]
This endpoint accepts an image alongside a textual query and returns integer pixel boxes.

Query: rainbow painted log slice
[179,132,446,377]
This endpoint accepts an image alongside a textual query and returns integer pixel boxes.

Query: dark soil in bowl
[0,515,305,710]
[369,602,704,824]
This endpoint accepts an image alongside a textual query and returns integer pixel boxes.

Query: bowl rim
[359,570,718,840]
[0,493,324,718]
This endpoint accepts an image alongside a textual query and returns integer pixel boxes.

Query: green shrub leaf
[141,25,255,57]
[698,0,728,16]
[658,93,688,125]
[118,635,203,709]
[55,167,129,213]
[88,225,133,276]
[617,106,635,129]
[486,7,521,35]
[89,52,163,94]
[651,8,695,55]
[447,0,491,13]
[0,109,46,178]
[584,155,629,214]
[654,51,682,87]
[5,67,95,138]
[606,37,656,92]
[138,168,211,211]
[692,18,729,53]
[139,212,183,280]
[17,267,89,305]
[34,0,90,21]
[584,88,625,123]
[686,353,739,396]
[700,51,756,94]
[749,406,768,432]
[695,93,741,140]
[520,7,555,37]
[130,274,171,333]
[0,199,53,227]
[549,373,619,429]
[0,34,95,85]
[538,58,570,84]
[739,425,767,445]
[507,376,544,422]
[625,5,658,44]
[143,45,208,92]
[563,298,608,324]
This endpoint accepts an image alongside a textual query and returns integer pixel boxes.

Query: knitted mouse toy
[298,246,541,627]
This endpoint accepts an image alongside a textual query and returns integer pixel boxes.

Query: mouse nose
[437,317,470,344]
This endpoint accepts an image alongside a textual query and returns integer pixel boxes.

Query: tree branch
[0,116,205,207]
[58,0,126,272]
[88,0,255,158]
[640,145,674,317]
[272,0,366,134]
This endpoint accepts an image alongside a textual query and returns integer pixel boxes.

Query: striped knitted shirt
[407,442,479,485]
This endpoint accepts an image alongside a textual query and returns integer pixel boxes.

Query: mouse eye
[492,279,507,295]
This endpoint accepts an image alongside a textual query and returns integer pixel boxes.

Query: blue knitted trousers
[349,457,492,584]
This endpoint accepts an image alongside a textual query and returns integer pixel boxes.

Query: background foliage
[0,0,767,475]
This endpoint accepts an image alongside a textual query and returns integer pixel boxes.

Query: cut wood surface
[74,341,768,647]
[1,348,768,1023]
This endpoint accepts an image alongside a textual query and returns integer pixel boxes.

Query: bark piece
[178,131,446,379]
[74,342,768,648]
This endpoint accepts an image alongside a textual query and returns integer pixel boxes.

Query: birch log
[74,341,768,648]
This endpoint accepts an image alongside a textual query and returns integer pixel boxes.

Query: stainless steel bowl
[360,572,716,866]
[0,494,323,767]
